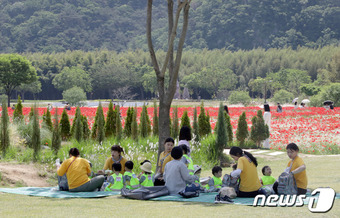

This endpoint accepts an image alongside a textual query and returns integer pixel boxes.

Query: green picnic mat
[0,187,120,198]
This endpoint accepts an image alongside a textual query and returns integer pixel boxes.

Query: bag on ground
[58,175,69,191]
[277,172,298,195]
[121,186,169,200]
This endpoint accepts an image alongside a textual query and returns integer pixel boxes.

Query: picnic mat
[0,187,120,198]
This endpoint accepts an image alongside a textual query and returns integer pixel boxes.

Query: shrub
[215,103,228,161]
[225,112,233,145]
[152,101,159,136]
[171,107,179,139]
[82,115,90,139]
[43,109,53,131]
[105,101,116,137]
[73,107,83,142]
[96,102,105,143]
[124,107,133,137]
[180,110,191,129]
[91,102,105,139]
[51,108,61,156]
[131,107,138,141]
[193,107,199,142]
[250,110,269,148]
[272,90,294,104]
[198,101,210,136]
[236,112,249,147]
[228,91,251,106]
[60,109,70,140]
[0,98,10,156]
[62,86,87,107]
[13,95,23,122]
[116,105,122,141]
[139,104,150,138]
[31,106,41,162]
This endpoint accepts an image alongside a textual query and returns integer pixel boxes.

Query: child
[154,137,174,186]
[205,166,223,192]
[260,166,276,185]
[123,161,140,190]
[164,146,199,195]
[104,163,124,191]
[273,143,307,195]
[180,144,194,175]
[139,161,154,187]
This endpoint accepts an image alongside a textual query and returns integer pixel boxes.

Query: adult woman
[178,126,192,156]
[102,145,127,174]
[57,148,104,192]
[263,104,271,149]
[229,146,262,197]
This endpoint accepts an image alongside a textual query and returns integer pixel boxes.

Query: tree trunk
[147,0,191,170]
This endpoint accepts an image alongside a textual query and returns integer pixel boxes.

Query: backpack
[222,174,239,193]
[58,175,69,191]
[277,172,298,195]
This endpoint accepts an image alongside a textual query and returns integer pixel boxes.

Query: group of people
[56,123,307,200]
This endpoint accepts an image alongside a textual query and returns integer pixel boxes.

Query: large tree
[0,54,37,106]
[147,0,192,163]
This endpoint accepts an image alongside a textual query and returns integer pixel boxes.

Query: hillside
[0,0,339,53]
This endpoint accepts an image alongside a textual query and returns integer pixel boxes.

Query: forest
[0,0,339,53]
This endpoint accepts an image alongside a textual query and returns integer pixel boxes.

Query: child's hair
[164,137,174,144]
[125,161,134,170]
[286,143,299,151]
[262,166,270,175]
[112,163,122,172]
[69,148,80,157]
[179,144,188,154]
[264,104,270,112]
[111,145,124,154]
[171,146,183,160]
[232,164,237,171]
[212,166,222,175]
[179,126,192,141]
[230,146,258,167]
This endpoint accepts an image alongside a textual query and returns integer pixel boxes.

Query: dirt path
[0,163,50,187]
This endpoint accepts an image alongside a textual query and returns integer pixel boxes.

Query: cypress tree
[116,105,122,141]
[73,107,83,142]
[124,107,133,137]
[51,107,61,156]
[180,110,191,129]
[206,110,211,135]
[251,110,269,148]
[29,107,34,120]
[43,108,53,131]
[225,112,233,145]
[60,109,71,140]
[215,103,228,160]
[171,107,179,139]
[0,98,10,157]
[82,115,90,139]
[198,102,207,137]
[13,95,23,122]
[32,105,41,162]
[96,102,105,143]
[152,101,159,136]
[193,107,200,142]
[91,102,105,139]
[139,104,149,138]
[105,101,116,137]
[236,112,249,147]
[131,107,138,141]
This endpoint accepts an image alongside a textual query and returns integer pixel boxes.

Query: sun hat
[140,162,152,173]
[171,146,183,159]
[193,165,202,174]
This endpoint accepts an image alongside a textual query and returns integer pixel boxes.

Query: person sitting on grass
[57,148,104,192]
[260,166,276,186]
[99,145,127,175]
[204,166,223,192]
[229,146,262,197]
[123,161,140,190]
[273,143,307,195]
[164,146,199,195]
[105,163,124,191]
[180,144,194,175]
[139,161,154,187]
[154,137,174,186]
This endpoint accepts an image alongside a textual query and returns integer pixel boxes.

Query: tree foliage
[236,112,249,147]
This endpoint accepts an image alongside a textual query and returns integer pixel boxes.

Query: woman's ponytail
[244,151,258,167]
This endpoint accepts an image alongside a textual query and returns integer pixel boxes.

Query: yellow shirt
[103,156,127,174]
[158,151,174,173]
[57,156,90,190]
[237,156,262,192]
[288,156,307,189]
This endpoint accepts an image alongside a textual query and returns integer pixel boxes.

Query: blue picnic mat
[0,187,120,198]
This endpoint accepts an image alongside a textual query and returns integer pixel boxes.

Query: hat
[171,146,183,159]
[140,162,152,173]
[193,165,201,174]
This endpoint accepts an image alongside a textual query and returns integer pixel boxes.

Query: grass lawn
[0,153,339,217]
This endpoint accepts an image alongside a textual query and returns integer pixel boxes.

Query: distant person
[330,103,334,110]
[224,105,229,115]
[178,126,192,156]
[294,102,298,109]
[263,104,271,149]
[11,104,15,110]
[276,103,282,113]
[47,103,53,111]
[299,103,305,108]
[64,103,71,111]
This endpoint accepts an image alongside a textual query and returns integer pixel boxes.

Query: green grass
[0,154,339,217]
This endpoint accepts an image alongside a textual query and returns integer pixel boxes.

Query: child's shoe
[219,195,234,204]
[214,193,221,204]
